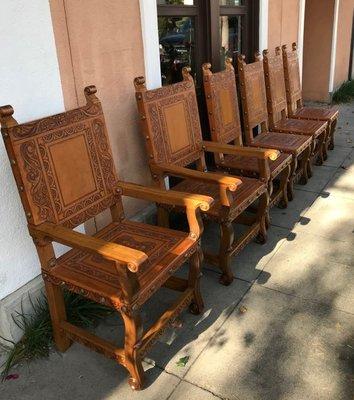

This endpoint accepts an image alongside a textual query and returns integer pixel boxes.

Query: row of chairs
[0,43,339,390]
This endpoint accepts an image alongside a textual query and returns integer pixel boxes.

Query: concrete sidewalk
[1,103,353,400]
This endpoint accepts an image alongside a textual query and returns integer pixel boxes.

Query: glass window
[220,0,242,5]
[157,0,194,5]
[158,16,195,85]
[220,15,242,67]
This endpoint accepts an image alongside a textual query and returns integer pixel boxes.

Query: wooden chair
[0,86,214,391]
[263,47,328,165]
[282,43,339,154]
[202,59,292,217]
[237,53,313,201]
[134,69,279,286]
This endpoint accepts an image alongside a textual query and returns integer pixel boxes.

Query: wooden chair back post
[134,68,206,187]
[237,53,269,145]
[263,47,288,128]
[0,86,122,229]
[282,43,303,115]
[202,58,243,164]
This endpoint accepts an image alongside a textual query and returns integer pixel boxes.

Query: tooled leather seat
[46,220,198,309]
[173,176,267,219]
[220,152,292,179]
[273,118,327,138]
[250,132,312,155]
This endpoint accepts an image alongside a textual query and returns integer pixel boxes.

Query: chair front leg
[328,118,337,150]
[122,309,145,391]
[315,130,326,166]
[278,164,291,209]
[188,248,204,315]
[157,205,170,228]
[298,145,311,185]
[255,191,269,244]
[218,221,235,286]
[287,157,297,201]
[45,281,72,352]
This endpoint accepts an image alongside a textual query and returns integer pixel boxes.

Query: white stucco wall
[0,0,66,299]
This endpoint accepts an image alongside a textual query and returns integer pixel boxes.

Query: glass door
[157,0,258,84]
[157,0,205,86]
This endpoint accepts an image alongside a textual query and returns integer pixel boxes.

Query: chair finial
[182,66,193,82]
[225,57,234,71]
[84,85,100,104]
[202,63,212,76]
[292,42,297,51]
[237,53,246,66]
[255,51,261,62]
[0,105,18,128]
[275,46,281,56]
[134,76,146,91]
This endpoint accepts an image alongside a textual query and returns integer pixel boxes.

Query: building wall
[49,0,151,230]
[302,0,335,101]
[333,0,354,89]
[0,0,66,300]
[268,0,300,51]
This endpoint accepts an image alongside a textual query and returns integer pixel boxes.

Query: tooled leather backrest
[134,69,203,168]
[202,59,243,147]
[263,47,288,127]
[0,86,120,228]
[282,43,303,115]
[237,54,269,144]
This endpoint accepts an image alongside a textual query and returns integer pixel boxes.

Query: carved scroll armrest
[116,181,213,211]
[202,141,279,181]
[116,181,214,239]
[29,222,147,273]
[202,141,280,160]
[151,163,242,207]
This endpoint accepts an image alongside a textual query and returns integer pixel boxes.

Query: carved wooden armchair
[237,53,313,201]
[282,43,339,153]
[134,69,275,286]
[0,86,214,391]
[202,59,292,216]
[263,47,328,165]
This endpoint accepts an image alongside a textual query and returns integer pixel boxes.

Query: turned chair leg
[307,142,314,178]
[188,248,204,315]
[287,158,297,201]
[298,146,311,185]
[218,222,235,286]
[315,131,326,166]
[328,119,336,150]
[278,164,290,209]
[122,310,145,391]
[255,191,269,244]
[45,281,71,352]
[157,206,170,228]
[322,125,330,160]
[265,179,273,230]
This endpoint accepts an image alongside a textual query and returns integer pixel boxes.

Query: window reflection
[158,16,195,85]
[220,15,242,67]
[157,0,194,5]
[220,0,241,5]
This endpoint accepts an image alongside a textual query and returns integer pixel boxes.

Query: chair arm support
[29,222,148,273]
[116,181,213,212]
[151,163,242,207]
[151,163,242,191]
[202,141,280,161]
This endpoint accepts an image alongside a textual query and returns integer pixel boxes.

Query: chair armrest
[202,141,280,161]
[151,163,242,207]
[29,222,147,273]
[151,163,242,191]
[116,181,213,212]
